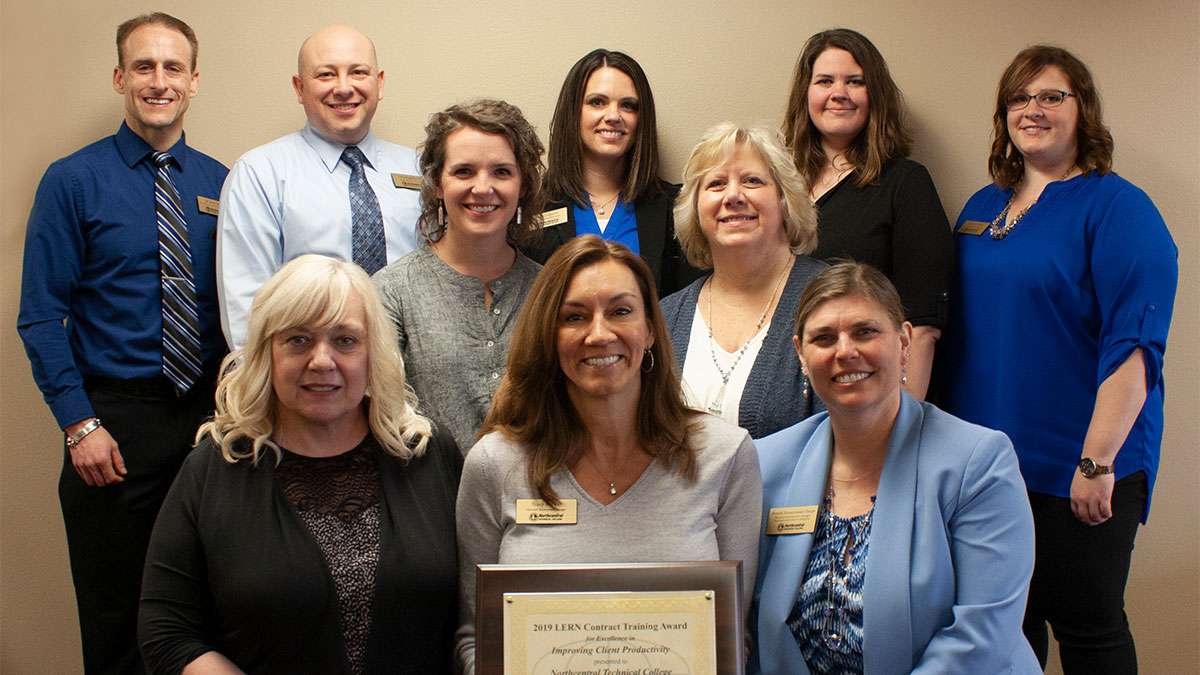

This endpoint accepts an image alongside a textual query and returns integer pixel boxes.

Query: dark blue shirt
[18,123,228,428]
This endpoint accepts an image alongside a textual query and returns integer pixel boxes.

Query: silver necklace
[989,168,1076,240]
[588,191,619,216]
[704,258,792,415]
[582,452,619,496]
[820,485,876,647]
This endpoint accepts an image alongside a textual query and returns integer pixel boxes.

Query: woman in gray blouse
[374,99,546,452]
[455,236,762,673]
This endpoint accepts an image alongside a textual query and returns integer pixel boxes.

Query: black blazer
[524,180,704,298]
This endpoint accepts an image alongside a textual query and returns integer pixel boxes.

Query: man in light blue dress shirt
[216,24,421,347]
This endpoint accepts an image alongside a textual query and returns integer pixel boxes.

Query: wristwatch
[1078,457,1113,478]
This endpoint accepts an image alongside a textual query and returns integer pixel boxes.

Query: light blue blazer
[752,394,1041,674]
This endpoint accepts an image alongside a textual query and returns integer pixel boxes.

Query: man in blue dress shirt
[16,13,228,674]
[216,24,422,348]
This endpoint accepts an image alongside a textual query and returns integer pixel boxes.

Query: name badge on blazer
[765,505,819,535]
[391,173,422,190]
[515,498,577,525]
[196,196,220,216]
[957,220,989,236]
[540,207,569,228]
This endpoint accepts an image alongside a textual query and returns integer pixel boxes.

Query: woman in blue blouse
[754,262,1039,674]
[941,46,1177,674]
[526,48,702,296]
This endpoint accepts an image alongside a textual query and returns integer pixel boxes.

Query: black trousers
[58,374,216,675]
[1023,471,1147,675]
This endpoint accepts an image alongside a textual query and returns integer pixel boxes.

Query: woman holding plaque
[525,48,702,296]
[942,46,1177,673]
[660,123,826,438]
[455,235,762,673]
[783,28,953,400]
[139,255,461,674]
[753,261,1039,674]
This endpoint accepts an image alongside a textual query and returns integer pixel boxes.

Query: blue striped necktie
[152,151,202,393]
[342,145,387,274]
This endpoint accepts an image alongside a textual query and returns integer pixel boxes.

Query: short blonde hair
[198,255,431,464]
[674,123,818,269]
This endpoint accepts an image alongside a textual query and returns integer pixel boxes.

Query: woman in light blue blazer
[752,262,1039,674]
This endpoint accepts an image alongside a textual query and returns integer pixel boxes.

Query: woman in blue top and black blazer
[525,49,702,297]
[753,262,1039,675]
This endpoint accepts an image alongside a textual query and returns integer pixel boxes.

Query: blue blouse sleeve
[1088,183,1178,390]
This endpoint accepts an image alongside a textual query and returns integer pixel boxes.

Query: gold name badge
[515,498,577,525]
[196,196,220,216]
[765,505,819,535]
[391,173,423,190]
[539,207,569,228]
[957,220,989,236]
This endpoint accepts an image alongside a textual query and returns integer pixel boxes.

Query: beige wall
[2,1,1196,672]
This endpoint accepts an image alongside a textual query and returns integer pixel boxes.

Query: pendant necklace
[582,452,619,496]
[704,257,792,416]
[588,191,619,216]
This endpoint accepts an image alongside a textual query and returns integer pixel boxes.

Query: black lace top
[276,439,381,675]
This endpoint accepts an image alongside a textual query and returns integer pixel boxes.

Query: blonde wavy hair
[197,255,431,464]
[674,123,818,269]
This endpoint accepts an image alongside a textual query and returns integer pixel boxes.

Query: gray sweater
[454,414,762,672]
[374,244,540,452]
[660,255,827,439]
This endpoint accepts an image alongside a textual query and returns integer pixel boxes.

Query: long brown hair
[988,45,1113,188]
[783,28,910,189]
[544,49,663,207]
[481,236,698,506]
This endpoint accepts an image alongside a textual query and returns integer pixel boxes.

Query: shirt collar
[301,123,379,174]
[115,121,189,171]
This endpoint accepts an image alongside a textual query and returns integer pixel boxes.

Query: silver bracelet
[66,418,103,448]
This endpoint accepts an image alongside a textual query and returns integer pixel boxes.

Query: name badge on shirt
[391,173,423,190]
[765,505,819,535]
[197,196,220,216]
[957,220,989,236]
[540,207,569,228]
[515,498,577,525]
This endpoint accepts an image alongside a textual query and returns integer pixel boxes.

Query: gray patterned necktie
[342,146,387,274]
[151,151,202,393]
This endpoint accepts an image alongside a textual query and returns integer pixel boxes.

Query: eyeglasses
[1006,89,1075,111]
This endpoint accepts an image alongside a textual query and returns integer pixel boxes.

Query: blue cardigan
[660,255,827,439]
[752,395,1040,674]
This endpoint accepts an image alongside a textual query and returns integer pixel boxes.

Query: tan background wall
[2,1,1196,672]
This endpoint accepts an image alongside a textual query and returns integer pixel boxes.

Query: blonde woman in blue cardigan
[752,262,1039,675]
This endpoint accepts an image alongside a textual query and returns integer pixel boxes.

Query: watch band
[1078,457,1113,478]
[66,418,103,448]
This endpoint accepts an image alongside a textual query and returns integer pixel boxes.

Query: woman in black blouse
[783,28,953,399]
[139,255,461,675]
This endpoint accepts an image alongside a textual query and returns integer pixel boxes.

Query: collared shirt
[217,125,422,347]
[373,244,541,453]
[17,122,229,428]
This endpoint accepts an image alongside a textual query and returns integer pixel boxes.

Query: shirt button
[492,372,499,380]
[487,340,495,347]
[492,308,501,315]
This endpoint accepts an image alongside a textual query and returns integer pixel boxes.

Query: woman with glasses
[941,46,1177,674]
[753,262,1039,674]
[782,28,953,400]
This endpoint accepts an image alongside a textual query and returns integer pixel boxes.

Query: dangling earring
[641,348,655,373]
[438,200,446,228]
[516,206,523,226]
[901,368,908,386]
[801,369,810,401]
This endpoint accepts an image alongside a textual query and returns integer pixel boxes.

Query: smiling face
[292,26,383,145]
[271,292,369,439]
[796,294,911,419]
[112,23,198,149]
[578,66,640,165]
[1006,65,1079,169]
[438,126,522,244]
[697,143,786,258]
[557,260,654,408]
[807,48,869,150]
